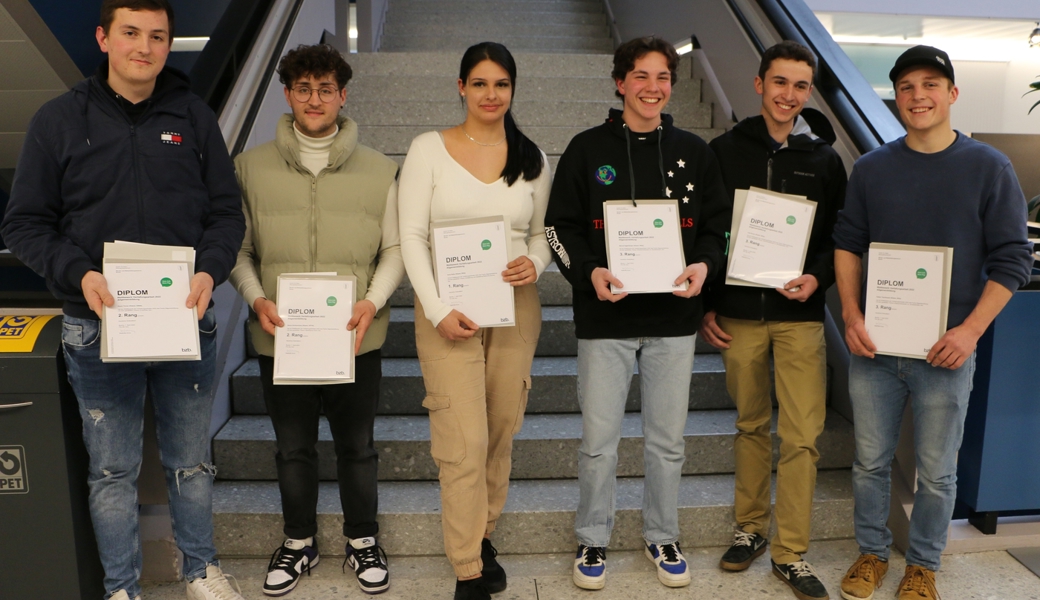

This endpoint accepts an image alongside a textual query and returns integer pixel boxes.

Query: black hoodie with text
[544,108,730,339]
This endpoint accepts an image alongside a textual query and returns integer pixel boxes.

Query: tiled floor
[142,539,1040,599]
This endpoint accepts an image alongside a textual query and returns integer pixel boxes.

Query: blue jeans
[849,353,975,571]
[62,314,220,599]
[575,335,696,547]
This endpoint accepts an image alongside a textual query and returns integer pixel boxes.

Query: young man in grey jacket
[229,44,402,596]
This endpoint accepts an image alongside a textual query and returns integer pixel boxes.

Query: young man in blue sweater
[833,46,1033,600]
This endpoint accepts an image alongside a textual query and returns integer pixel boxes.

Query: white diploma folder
[273,273,356,385]
[100,241,200,362]
[864,243,953,360]
[602,199,688,294]
[431,216,515,328]
[726,187,816,288]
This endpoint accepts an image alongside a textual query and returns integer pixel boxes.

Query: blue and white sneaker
[645,541,691,587]
[264,538,319,596]
[572,544,606,590]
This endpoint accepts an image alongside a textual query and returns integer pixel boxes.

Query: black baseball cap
[888,45,955,84]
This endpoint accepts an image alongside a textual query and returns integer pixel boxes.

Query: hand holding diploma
[82,270,115,318]
[842,307,877,359]
[776,274,818,302]
[186,272,214,320]
[591,267,627,302]
[254,297,284,335]
[348,299,377,355]
[672,262,708,298]
[436,309,479,340]
[502,255,536,286]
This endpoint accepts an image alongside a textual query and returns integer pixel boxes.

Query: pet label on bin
[0,446,28,494]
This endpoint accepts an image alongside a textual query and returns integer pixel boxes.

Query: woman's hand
[436,309,480,341]
[502,256,537,286]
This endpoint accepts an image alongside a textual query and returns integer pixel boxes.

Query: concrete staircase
[210,0,854,559]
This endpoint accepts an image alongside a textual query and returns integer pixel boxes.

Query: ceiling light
[1030,22,1040,47]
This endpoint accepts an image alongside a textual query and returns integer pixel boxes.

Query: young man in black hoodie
[700,41,846,600]
[545,36,729,590]
[0,2,244,599]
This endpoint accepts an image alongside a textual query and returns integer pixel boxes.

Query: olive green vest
[234,114,398,356]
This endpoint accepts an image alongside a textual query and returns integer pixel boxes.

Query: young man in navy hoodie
[544,36,730,591]
[833,46,1032,600]
[0,2,245,599]
[701,41,846,600]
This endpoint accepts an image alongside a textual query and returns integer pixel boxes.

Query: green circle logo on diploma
[916,268,927,279]
[653,219,664,228]
[326,296,337,306]
[786,215,796,225]
[481,239,492,250]
[160,277,173,287]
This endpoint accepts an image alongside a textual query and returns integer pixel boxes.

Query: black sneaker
[263,538,319,596]
[480,538,507,593]
[454,577,491,600]
[772,559,830,600]
[720,530,767,571]
[343,537,389,594]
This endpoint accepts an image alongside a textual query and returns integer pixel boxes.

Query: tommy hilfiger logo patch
[161,131,183,145]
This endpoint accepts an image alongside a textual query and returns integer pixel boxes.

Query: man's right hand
[843,310,876,358]
[591,267,627,302]
[435,309,479,341]
[699,310,732,349]
[253,297,284,336]
[81,271,114,318]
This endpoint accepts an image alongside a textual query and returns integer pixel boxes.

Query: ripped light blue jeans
[62,314,219,599]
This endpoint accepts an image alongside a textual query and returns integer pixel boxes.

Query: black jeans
[258,349,381,540]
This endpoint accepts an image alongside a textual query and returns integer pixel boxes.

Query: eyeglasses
[290,86,340,103]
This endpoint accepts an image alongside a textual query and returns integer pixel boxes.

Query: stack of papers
[726,187,817,288]
[273,273,355,385]
[101,241,199,363]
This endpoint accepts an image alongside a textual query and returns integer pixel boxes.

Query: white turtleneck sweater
[294,123,338,175]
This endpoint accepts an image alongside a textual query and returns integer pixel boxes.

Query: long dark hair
[459,42,544,186]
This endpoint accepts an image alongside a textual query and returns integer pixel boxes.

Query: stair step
[213,409,854,481]
[386,10,610,27]
[231,351,730,415]
[211,470,854,557]
[345,52,618,78]
[359,124,724,156]
[381,35,615,54]
[383,21,611,40]
[346,99,712,129]
[388,0,605,16]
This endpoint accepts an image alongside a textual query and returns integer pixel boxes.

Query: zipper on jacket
[310,175,318,271]
[130,124,146,242]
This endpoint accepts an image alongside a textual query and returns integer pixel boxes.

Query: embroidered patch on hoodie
[161,131,183,145]
[595,165,616,185]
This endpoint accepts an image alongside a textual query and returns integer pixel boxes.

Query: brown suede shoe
[839,554,889,600]
[897,565,940,600]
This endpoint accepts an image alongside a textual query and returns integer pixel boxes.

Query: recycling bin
[0,313,104,599]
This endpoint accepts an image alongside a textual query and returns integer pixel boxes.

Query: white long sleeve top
[398,131,552,327]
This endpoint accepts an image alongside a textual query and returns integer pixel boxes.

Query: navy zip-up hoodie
[544,108,730,339]
[1,64,244,319]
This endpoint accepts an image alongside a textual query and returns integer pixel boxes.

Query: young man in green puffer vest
[229,43,402,597]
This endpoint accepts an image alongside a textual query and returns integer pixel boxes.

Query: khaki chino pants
[415,284,541,578]
[717,317,826,563]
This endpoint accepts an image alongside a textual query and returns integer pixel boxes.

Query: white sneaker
[345,537,390,594]
[186,564,246,600]
[644,541,692,587]
[108,591,141,600]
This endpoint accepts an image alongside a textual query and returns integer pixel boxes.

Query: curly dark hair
[101,0,175,39]
[277,44,353,89]
[758,40,817,81]
[611,36,679,99]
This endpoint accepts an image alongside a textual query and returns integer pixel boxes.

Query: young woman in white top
[398,42,551,600]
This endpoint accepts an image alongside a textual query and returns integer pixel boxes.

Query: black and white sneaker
[344,537,389,594]
[263,538,319,596]
[772,559,830,600]
[720,530,767,571]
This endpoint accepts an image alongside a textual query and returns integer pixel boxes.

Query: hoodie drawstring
[623,124,636,206]
[622,123,668,206]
